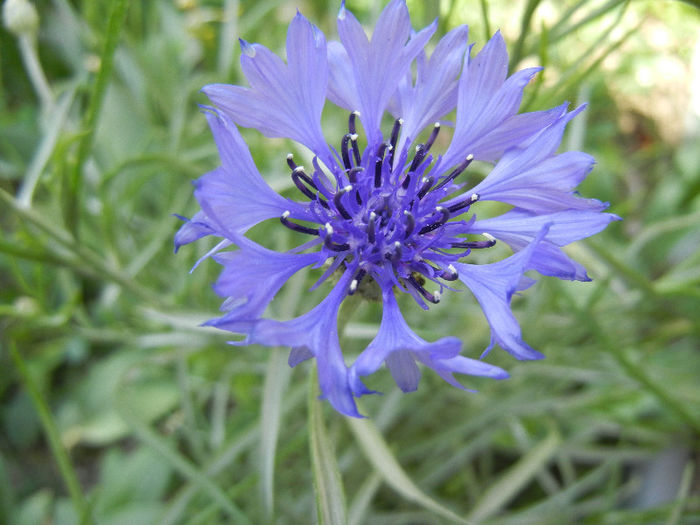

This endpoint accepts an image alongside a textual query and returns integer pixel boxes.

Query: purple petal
[173,211,216,252]
[210,237,320,322]
[203,13,330,159]
[351,287,508,393]
[193,110,310,237]
[239,269,362,417]
[334,0,436,143]
[393,25,470,152]
[454,228,550,360]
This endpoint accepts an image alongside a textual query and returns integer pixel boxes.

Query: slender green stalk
[308,364,348,525]
[509,0,542,70]
[65,0,130,236]
[1,187,165,305]
[9,343,91,522]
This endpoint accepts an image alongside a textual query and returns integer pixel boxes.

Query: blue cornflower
[176,0,620,417]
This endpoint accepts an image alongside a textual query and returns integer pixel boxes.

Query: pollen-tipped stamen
[447,193,480,214]
[407,275,440,304]
[451,232,496,250]
[419,206,450,235]
[431,154,474,193]
[333,185,353,220]
[280,211,319,236]
[387,118,402,166]
[424,122,440,152]
[403,210,415,237]
[348,268,366,295]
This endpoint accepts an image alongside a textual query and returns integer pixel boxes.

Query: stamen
[351,134,361,166]
[431,154,474,193]
[348,268,366,295]
[367,212,376,243]
[417,176,434,199]
[348,111,360,134]
[391,241,403,262]
[280,211,319,236]
[419,206,450,234]
[324,237,350,252]
[387,118,402,166]
[440,264,459,281]
[374,142,391,187]
[286,153,297,171]
[291,166,317,200]
[408,144,426,173]
[403,210,415,237]
[451,232,496,250]
[446,193,480,214]
[424,123,440,152]
[333,185,353,220]
[347,166,363,184]
[407,275,440,304]
[341,134,355,170]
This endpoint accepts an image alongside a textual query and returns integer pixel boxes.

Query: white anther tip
[343,184,353,192]
[436,206,446,212]
[369,211,376,219]
[466,153,474,161]
[483,232,496,242]
[286,153,293,160]
[325,223,334,234]
[398,118,404,124]
[293,165,305,173]
[448,264,456,273]
[470,193,479,202]
[282,210,290,218]
[350,133,359,141]
[352,110,361,116]
[349,280,358,293]
[394,241,401,248]
[433,290,441,301]
[434,122,441,128]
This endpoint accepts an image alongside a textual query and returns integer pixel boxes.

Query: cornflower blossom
[175,0,619,417]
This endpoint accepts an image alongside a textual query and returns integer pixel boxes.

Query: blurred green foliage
[1,0,699,523]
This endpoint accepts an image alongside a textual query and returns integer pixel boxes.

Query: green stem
[65,0,130,236]
[9,343,91,521]
[1,188,165,306]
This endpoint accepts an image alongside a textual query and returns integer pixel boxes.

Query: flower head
[176,0,619,417]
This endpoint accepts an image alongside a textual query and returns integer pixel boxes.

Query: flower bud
[3,0,39,38]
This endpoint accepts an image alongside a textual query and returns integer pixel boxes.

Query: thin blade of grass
[308,365,348,525]
[346,416,471,525]
[116,395,251,525]
[467,429,561,521]
[9,343,90,522]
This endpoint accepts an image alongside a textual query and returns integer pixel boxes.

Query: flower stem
[9,343,91,522]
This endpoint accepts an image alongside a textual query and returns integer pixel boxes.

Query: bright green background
[1,0,699,523]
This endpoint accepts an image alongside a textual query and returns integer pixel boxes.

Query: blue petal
[474,209,621,280]
[194,110,310,237]
[334,0,436,144]
[351,287,508,393]
[238,269,362,418]
[173,210,215,252]
[210,236,320,323]
[203,13,331,160]
[392,25,470,153]
[454,228,550,360]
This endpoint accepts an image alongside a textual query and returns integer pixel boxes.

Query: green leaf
[308,365,348,525]
[468,429,562,521]
[346,416,471,524]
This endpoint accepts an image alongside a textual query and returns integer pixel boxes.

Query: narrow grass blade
[9,343,90,522]
[308,366,348,525]
[260,350,291,519]
[346,416,471,525]
[467,429,561,521]
[116,395,251,524]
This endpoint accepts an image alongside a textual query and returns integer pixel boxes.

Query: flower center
[280,112,497,307]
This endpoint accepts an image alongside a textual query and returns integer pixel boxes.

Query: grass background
[1,0,699,523]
